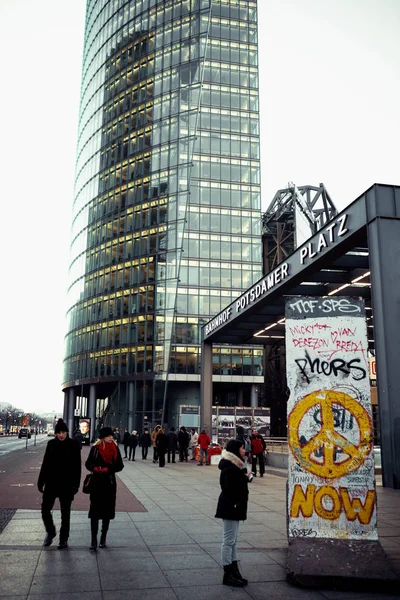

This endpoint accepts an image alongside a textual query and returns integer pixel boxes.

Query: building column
[237,388,244,407]
[200,341,213,434]
[88,384,96,443]
[368,209,400,489]
[67,387,76,436]
[250,384,258,408]
[128,382,134,433]
[63,391,68,422]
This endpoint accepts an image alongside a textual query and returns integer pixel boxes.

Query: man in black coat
[177,426,190,462]
[167,427,178,463]
[122,428,130,458]
[38,419,81,549]
[129,430,138,461]
[139,428,151,459]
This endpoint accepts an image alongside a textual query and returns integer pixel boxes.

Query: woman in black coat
[155,428,168,467]
[85,426,124,551]
[215,439,250,587]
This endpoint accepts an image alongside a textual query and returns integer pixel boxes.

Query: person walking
[129,430,138,461]
[156,428,168,467]
[197,429,211,465]
[85,426,124,551]
[215,439,250,587]
[167,427,178,463]
[37,419,81,549]
[251,429,266,477]
[189,428,199,460]
[139,428,151,459]
[114,427,121,445]
[177,426,190,462]
[151,424,161,463]
[236,426,251,468]
[122,428,130,459]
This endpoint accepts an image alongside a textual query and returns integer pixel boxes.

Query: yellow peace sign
[288,389,372,479]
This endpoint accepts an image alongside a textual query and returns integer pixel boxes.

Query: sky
[0,0,398,415]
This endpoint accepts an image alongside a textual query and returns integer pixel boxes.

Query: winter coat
[251,434,266,456]
[198,433,210,450]
[189,432,199,448]
[123,432,130,445]
[156,432,168,453]
[38,436,81,496]
[85,442,124,520]
[236,428,251,454]
[73,430,85,449]
[139,432,151,447]
[177,430,190,449]
[151,426,162,447]
[129,434,138,448]
[167,431,178,451]
[215,450,249,522]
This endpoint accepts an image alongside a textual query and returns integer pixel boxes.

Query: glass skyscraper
[62,0,262,433]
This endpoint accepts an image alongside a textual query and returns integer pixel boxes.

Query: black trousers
[41,490,73,541]
[153,447,159,462]
[123,443,129,457]
[167,449,176,463]
[179,447,188,462]
[129,446,136,460]
[142,446,148,459]
[251,453,265,476]
[159,451,166,467]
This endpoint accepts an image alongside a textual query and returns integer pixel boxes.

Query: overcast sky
[0,0,398,415]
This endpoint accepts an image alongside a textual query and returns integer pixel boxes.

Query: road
[0,437,145,512]
[0,433,48,456]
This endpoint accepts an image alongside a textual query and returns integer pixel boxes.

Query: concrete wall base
[287,538,400,593]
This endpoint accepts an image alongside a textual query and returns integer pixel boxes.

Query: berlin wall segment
[285,296,377,541]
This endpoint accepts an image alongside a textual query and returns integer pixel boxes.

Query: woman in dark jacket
[85,426,124,551]
[215,439,249,587]
[155,428,168,467]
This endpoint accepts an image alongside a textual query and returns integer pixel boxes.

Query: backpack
[252,436,264,455]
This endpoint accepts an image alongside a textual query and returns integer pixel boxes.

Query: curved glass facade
[63,0,262,429]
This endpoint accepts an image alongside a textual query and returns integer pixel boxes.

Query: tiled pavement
[1,459,399,599]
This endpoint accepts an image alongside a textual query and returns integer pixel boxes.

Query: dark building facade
[62,0,263,436]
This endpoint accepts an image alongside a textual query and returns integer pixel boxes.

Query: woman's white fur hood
[221,449,245,469]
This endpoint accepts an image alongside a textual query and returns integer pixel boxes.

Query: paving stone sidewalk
[1,458,399,599]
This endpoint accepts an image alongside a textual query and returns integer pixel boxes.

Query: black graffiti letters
[295,351,367,383]
[288,298,361,315]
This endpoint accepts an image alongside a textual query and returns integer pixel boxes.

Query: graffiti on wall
[285,296,377,540]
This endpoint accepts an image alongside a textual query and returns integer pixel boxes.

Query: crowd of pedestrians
[37,417,266,588]
[112,424,266,473]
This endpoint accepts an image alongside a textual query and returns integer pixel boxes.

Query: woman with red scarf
[85,427,124,551]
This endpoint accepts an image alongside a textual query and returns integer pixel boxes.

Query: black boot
[90,518,98,551]
[99,519,109,548]
[43,530,56,547]
[223,564,244,587]
[231,560,248,585]
[57,539,68,550]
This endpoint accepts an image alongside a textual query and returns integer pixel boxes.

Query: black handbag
[82,473,93,494]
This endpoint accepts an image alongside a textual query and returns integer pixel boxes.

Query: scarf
[97,440,118,464]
